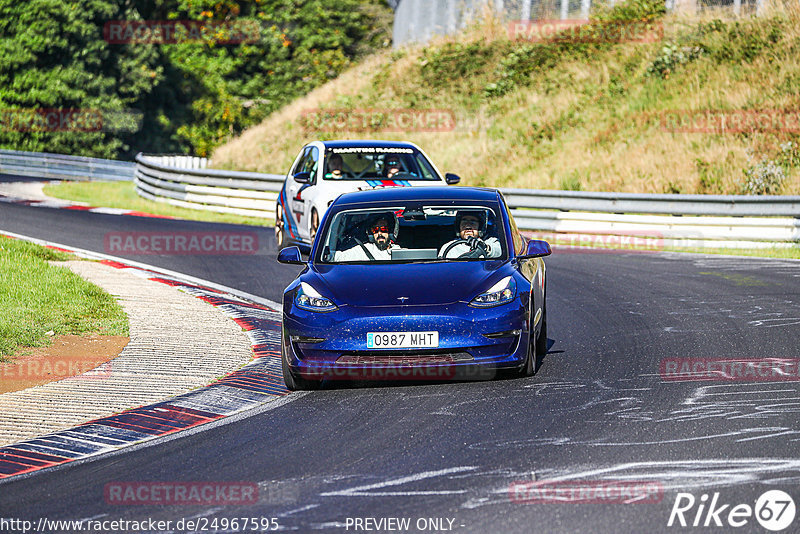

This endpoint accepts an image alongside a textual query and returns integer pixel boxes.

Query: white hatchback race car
[275,140,460,249]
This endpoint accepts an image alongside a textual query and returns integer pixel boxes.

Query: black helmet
[384,155,402,174]
[454,209,486,237]
[367,212,399,244]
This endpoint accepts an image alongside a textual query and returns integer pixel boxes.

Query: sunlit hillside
[212,0,800,195]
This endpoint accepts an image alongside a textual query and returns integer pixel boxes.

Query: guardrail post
[521,0,531,20]
[446,0,457,32]
[581,0,591,19]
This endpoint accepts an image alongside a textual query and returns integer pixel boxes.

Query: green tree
[0,0,159,157]
[0,0,391,158]
[152,0,392,156]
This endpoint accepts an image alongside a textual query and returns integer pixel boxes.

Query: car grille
[336,352,473,366]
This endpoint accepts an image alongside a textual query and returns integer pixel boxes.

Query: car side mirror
[293,172,311,184]
[277,246,304,264]
[519,239,551,259]
[445,173,460,185]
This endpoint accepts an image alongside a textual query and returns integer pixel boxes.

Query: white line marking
[319,466,477,497]
[278,504,319,516]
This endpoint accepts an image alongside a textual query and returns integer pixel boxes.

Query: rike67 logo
[668,490,795,531]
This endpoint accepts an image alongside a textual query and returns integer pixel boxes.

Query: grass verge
[0,236,129,361]
[43,181,272,227]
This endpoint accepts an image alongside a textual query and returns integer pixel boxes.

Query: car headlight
[470,276,516,308]
[295,282,337,312]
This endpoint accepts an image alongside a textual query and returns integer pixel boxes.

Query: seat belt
[358,242,375,260]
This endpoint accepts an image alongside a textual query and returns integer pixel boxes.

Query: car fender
[277,183,302,243]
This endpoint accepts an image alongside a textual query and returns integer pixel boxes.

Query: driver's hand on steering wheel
[466,236,487,253]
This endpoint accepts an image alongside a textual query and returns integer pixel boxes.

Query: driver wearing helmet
[438,209,501,259]
[325,153,344,179]
[334,212,402,261]
[384,155,402,179]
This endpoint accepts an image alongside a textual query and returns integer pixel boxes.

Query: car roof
[320,140,420,150]
[332,186,501,207]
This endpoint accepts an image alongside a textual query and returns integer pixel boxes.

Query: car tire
[276,203,286,250]
[504,327,536,380]
[535,304,547,365]
[514,302,546,379]
[520,331,537,377]
[310,209,319,241]
[282,345,321,391]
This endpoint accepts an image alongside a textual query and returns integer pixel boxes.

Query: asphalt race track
[2,197,800,533]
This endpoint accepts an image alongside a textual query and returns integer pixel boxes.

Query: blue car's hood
[309,262,508,307]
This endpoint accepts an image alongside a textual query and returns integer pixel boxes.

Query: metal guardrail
[0,149,134,182]
[393,0,768,48]
[135,153,283,218]
[511,210,800,249]
[503,189,800,248]
[501,188,800,217]
[2,149,794,248]
[135,152,800,248]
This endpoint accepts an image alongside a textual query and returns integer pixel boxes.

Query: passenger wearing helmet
[438,210,501,259]
[334,213,402,261]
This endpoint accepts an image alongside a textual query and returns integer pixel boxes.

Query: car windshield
[316,205,507,263]
[323,147,440,182]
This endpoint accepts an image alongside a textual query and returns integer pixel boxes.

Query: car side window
[504,202,525,255]
[292,148,310,177]
[414,154,436,180]
[302,146,319,184]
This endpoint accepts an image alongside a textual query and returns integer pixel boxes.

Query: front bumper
[282,300,530,381]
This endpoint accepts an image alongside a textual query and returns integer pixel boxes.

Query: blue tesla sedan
[277,186,551,390]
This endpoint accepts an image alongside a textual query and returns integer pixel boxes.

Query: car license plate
[367,331,438,349]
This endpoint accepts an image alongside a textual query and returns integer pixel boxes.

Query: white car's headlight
[295,282,337,312]
[470,276,516,307]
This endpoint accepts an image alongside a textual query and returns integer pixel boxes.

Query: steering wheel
[440,238,479,259]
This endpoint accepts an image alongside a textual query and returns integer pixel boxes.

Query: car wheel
[514,303,546,379]
[310,209,319,241]
[519,331,537,377]
[503,328,536,380]
[282,344,321,391]
[276,204,286,250]
[535,304,547,364]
